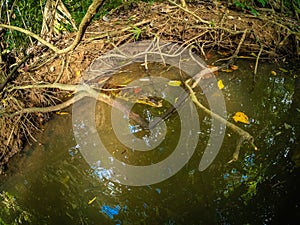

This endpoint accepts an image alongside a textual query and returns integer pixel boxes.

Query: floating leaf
[217,80,225,89]
[221,68,233,73]
[296,108,300,113]
[88,196,97,205]
[230,64,239,70]
[271,71,277,76]
[168,80,182,86]
[233,112,250,124]
[56,111,69,115]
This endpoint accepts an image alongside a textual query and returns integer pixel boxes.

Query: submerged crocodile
[89,70,164,108]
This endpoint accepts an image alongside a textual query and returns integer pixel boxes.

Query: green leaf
[257,0,267,7]
[250,8,259,16]
[129,26,142,40]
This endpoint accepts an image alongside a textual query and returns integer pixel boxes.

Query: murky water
[1,60,299,225]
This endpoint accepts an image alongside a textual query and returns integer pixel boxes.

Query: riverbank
[0,0,299,173]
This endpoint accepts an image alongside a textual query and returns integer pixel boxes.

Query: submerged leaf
[217,80,225,89]
[271,71,277,76]
[233,112,250,124]
[284,123,292,129]
[279,67,288,73]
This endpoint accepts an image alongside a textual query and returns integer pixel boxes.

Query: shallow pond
[1,59,300,225]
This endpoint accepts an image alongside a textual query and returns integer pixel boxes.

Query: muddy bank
[0,0,299,173]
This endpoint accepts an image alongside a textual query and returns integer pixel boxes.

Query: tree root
[213,29,248,64]
[0,53,33,92]
[6,83,149,129]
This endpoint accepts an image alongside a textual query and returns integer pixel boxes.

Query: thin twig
[54,56,67,83]
[214,29,248,64]
[0,53,33,92]
[254,44,263,76]
[168,0,211,25]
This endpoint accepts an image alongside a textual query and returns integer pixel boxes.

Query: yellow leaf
[75,70,81,77]
[65,91,75,97]
[88,196,97,205]
[232,112,250,124]
[271,71,277,76]
[168,80,182,86]
[217,80,224,89]
[56,111,69,115]
[1,99,7,107]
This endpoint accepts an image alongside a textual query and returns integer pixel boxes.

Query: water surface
[1,60,299,225]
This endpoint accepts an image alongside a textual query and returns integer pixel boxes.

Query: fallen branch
[254,44,263,76]
[7,82,149,129]
[185,80,258,163]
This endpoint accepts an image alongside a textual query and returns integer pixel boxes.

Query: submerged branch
[185,80,258,163]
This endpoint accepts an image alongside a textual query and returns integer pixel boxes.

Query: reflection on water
[1,60,300,224]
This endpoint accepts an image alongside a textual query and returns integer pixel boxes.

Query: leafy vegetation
[228,0,300,18]
[1,0,299,53]
[0,0,44,51]
[0,0,129,51]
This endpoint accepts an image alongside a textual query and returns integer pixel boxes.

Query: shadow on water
[1,60,300,225]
